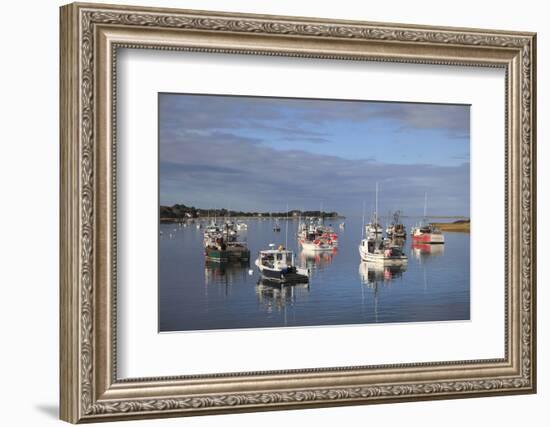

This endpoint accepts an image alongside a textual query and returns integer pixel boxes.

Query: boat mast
[361,200,365,238]
[375,182,379,225]
[424,192,428,222]
[285,203,289,249]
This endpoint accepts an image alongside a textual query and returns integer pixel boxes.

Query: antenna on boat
[424,192,428,221]
[285,202,289,249]
[375,182,379,225]
[361,200,365,238]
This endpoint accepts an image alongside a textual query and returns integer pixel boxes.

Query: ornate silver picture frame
[60,2,536,423]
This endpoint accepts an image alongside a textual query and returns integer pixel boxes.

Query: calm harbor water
[159,217,470,332]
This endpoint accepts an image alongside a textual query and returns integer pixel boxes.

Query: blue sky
[159,93,470,217]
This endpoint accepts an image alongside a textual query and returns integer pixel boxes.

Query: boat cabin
[361,238,405,257]
[257,248,294,270]
[415,225,442,235]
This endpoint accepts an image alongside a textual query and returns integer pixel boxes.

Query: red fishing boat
[410,193,445,244]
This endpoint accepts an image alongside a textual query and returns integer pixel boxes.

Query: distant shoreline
[160,215,346,224]
[430,220,470,232]
[160,204,341,222]
[160,204,468,225]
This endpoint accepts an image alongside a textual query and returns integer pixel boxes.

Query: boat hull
[205,247,250,263]
[412,233,445,244]
[261,269,309,283]
[358,246,408,265]
[300,241,334,252]
[259,267,308,283]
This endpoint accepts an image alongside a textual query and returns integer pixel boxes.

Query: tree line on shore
[160,204,339,219]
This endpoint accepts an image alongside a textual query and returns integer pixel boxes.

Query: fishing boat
[411,225,445,244]
[204,236,250,263]
[255,245,309,283]
[386,211,406,238]
[411,193,445,244]
[236,222,248,231]
[297,217,338,249]
[358,237,408,265]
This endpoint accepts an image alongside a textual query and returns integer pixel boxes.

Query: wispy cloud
[160,94,470,141]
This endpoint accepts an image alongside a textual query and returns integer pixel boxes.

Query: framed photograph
[60,2,537,423]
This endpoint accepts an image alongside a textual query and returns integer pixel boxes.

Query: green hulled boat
[205,241,250,263]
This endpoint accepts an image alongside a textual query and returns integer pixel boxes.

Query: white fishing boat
[236,222,248,231]
[358,238,408,265]
[255,245,309,283]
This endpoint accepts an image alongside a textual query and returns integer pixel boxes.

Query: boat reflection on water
[299,248,337,272]
[256,278,310,315]
[358,261,407,323]
[358,261,407,288]
[204,260,250,295]
[411,242,445,262]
